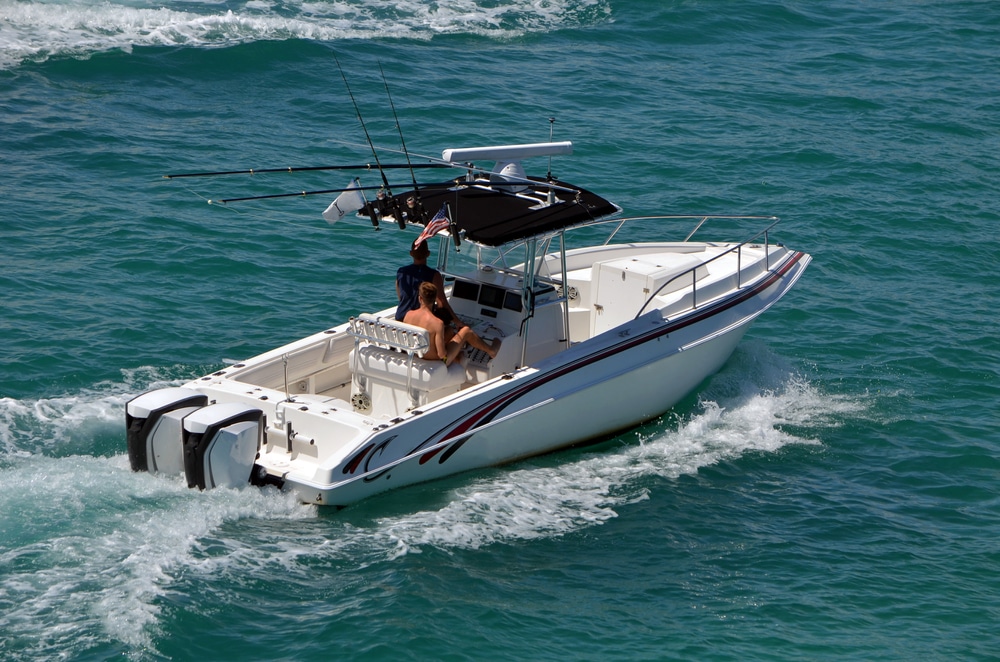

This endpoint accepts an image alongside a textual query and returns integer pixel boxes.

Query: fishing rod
[335,55,405,228]
[378,61,425,224]
[164,163,450,179]
[212,180,462,204]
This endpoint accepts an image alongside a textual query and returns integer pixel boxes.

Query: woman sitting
[404,282,500,366]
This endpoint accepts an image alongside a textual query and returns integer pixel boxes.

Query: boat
[126,140,811,507]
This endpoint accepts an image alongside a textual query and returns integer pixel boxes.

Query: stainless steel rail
[624,216,783,319]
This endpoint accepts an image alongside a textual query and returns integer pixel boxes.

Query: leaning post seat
[347,314,466,417]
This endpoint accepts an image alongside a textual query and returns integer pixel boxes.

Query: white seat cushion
[350,345,466,391]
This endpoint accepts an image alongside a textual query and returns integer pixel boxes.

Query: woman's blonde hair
[418,281,437,306]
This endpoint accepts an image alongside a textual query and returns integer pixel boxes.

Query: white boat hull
[126,200,810,507]
[273,249,808,505]
[312,323,749,506]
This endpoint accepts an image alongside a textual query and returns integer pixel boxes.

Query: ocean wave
[0,365,198,457]
[0,0,611,69]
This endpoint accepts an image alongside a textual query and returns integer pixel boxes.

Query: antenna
[547,117,556,203]
[547,117,556,179]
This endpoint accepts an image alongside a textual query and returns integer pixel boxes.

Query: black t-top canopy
[368,177,620,247]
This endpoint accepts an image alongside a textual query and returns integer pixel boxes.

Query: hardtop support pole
[519,237,538,368]
[559,231,571,349]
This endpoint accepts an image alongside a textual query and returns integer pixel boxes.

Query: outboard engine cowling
[126,388,208,472]
[181,403,263,490]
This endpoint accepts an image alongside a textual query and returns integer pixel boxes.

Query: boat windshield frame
[433,213,783,362]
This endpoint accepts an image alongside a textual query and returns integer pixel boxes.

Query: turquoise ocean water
[2,1,999,659]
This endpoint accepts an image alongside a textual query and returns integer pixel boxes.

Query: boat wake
[0,347,861,655]
[361,340,860,554]
[0,365,201,458]
[1,0,612,70]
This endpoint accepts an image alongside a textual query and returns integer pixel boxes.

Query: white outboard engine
[126,387,208,473]
[181,403,264,490]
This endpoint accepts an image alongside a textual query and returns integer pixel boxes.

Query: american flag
[414,204,450,246]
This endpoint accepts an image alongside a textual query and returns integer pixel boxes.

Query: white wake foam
[154,350,863,581]
[366,371,851,553]
[0,454,312,656]
[321,342,866,556]
[1,0,611,69]
[0,345,864,654]
[0,365,193,456]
